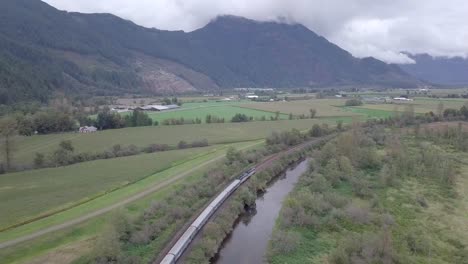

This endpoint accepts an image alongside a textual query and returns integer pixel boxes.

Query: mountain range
[399,53,468,86]
[0,0,422,104]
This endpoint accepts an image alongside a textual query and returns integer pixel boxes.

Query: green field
[142,104,289,123]
[354,97,468,114]
[0,143,250,264]
[241,99,359,117]
[0,141,259,243]
[0,145,220,229]
[7,119,339,167]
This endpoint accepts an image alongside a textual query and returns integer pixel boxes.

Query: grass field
[0,145,220,230]
[240,99,360,117]
[0,143,246,264]
[141,105,289,123]
[0,141,259,244]
[353,97,468,114]
[7,119,340,167]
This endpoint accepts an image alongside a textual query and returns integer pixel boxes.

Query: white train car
[160,254,175,264]
[159,168,255,264]
[168,226,198,259]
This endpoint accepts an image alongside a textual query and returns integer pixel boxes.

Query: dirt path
[0,142,261,250]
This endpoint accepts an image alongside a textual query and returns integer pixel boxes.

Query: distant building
[246,95,259,99]
[136,104,180,111]
[393,97,414,102]
[79,126,98,133]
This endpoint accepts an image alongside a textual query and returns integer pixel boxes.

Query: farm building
[136,104,180,111]
[79,126,98,133]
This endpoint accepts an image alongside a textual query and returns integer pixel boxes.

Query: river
[212,159,308,264]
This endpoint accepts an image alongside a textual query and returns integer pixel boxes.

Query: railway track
[157,135,333,264]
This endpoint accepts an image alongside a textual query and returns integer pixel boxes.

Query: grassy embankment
[268,126,468,263]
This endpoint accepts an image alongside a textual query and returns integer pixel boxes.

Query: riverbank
[182,142,318,263]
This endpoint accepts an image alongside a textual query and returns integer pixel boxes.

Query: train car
[239,168,256,183]
[160,254,176,264]
[191,206,215,230]
[168,226,198,259]
[159,168,257,264]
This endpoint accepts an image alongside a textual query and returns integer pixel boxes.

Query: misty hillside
[0,0,420,104]
[400,53,468,86]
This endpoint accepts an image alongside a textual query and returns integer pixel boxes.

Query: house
[79,126,98,133]
[246,95,259,99]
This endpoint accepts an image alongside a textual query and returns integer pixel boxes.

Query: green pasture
[241,99,358,117]
[0,145,219,230]
[143,105,288,123]
[0,141,259,244]
[7,119,337,167]
[0,143,250,264]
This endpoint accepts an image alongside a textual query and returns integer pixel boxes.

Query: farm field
[7,119,339,167]
[341,106,396,119]
[240,99,359,117]
[0,141,259,244]
[354,97,468,114]
[0,142,250,264]
[142,104,289,123]
[0,145,220,230]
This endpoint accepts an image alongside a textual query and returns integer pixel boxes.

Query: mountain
[0,0,419,104]
[400,53,468,86]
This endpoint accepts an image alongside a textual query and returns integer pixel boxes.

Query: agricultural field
[0,141,255,264]
[241,99,359,117]
[353,97,468,114]
[0,145,220,229]
[142,104,289,123]
[7,118,341,167]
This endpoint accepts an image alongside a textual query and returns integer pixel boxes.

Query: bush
[270,230,301,254]
[345,98,363,106]
[231,113,250,122]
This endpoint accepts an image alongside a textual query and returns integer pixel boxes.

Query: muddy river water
[212,159,309,264]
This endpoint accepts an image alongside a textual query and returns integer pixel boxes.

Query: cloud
[42,0,468,64]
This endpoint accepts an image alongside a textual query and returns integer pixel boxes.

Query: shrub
[270,230,301,254]
[345,98,363,106]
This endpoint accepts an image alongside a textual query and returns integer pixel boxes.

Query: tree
[34,153,45,168]
[231,113,250,123]
[309,124,323,137]
[310,108,317,118]
[437,101,444,118]
[345,99,363,106]
[0,117,18,170]
[275,111,280,120]
[162,97,172,105]
[59,140,74,152]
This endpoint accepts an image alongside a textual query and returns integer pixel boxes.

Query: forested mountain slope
[0,0,420,104]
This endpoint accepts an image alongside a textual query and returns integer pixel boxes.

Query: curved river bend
[213,159,308,264]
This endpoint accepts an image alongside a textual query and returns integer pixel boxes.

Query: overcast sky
[43,0,468,64]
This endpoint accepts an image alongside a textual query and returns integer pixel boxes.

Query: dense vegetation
[268,125,467,263]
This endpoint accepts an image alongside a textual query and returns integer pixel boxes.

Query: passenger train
[160,167,256,264]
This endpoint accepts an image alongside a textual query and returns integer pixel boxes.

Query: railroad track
[157,135,334,264]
